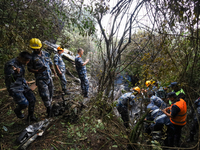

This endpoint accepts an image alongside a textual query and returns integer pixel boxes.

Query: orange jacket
[170,98,187,126]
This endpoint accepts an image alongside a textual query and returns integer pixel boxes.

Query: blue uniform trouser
[165,123,184,147]
[58,73,67,91]
[117,106,129,128]
[11,89,36,113]
[78,74,89,96]
[36,78,53,108]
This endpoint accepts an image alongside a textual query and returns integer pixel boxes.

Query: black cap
[19,51,32,60]
[167,92,177,98]
[169,82,178,87]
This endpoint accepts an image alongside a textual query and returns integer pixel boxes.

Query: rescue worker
[116,87,140,128]
[146,102,163,121]
[54,46,70,95]
[145,102,170,134]
[168,82,186,105]
[150,112,170,133]
[4,51,37,121]
[187,97,200,142]
[162,92,187,147]
[144,80,158,93]
[75,48,89,98]
[28,38,58,117]
[148,91,167,109]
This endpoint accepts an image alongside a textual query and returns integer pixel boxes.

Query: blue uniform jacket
[150,95,167,109]
[4,58,29,93]
[75,54,87,75]
[117,92,136,107]
[147,103,163,120]
[28,51,53,80]
[54,53,66,73]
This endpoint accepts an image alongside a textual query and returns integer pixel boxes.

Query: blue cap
[167,92,177,98]
[169,82,178,87]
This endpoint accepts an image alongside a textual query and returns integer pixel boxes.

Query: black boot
[187,134,194,142]
[27,111,37,122]
[14,105,26,119]
[84,93,89,98]
[46,106,52,117]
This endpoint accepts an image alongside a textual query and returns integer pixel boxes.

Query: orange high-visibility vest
[170,98,187,126]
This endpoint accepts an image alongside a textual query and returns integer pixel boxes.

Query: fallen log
[0,80,36,92]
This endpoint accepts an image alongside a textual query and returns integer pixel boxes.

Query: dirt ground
[0,74,128,150]
[0,71,200,150]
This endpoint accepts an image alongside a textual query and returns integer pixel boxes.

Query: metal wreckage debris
[16,119,52,150]
[16,96,87,150]
[43,40,75,63]
[52,95,87,121]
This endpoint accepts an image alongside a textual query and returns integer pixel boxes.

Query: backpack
[156,87,166,99]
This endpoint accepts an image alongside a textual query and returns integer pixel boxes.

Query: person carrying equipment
[4,51,37,121]
[28,38,58,117]
[54,46,70,95]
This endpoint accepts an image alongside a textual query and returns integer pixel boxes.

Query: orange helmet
[133,86,140,94]
[57,46,64,51]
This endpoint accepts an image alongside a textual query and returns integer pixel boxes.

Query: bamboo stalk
[129,108,151,143]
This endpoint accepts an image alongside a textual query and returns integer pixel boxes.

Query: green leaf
[112,145,118,148]
[76,131,82,137]
[60,122,65,125]
[4,122,15,127]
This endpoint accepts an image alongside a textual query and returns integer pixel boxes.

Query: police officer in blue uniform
[117,92,136,128]
[148,91,167,109]
[145,103,170,134]
[54,46,70,95]
[28,38,58,117]
[116,87,141,128]
[4,51,37,121]
[75,48,89,98]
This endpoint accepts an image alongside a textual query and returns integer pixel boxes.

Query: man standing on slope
[162,92,187,147]
[54,46,70,95]
[4,51,37,121]
[75,48,89,98]
[28,38,58,117]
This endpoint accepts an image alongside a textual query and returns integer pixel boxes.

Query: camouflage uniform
[150,95,167,109]
[75,54,89,96]
[28,51,53,108]
[4,58,36,117]
[145,103,170,134]
[54,53,67,91]
[116,92,136,128]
